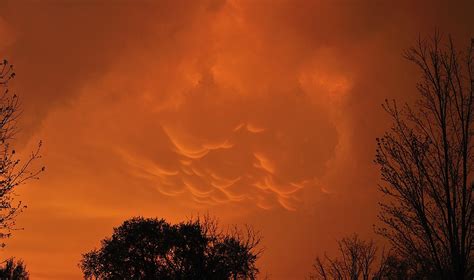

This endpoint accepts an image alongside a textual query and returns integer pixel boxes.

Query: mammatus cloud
[0,0,472,279]
[112,66,341,211]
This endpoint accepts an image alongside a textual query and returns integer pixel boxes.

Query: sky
[0,0,472,279]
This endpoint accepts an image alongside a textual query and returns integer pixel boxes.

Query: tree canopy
[79,217,261,280]
[0,258,29,280]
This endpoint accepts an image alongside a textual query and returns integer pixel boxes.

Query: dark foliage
[79,216,261,280]
[0,258,29,280]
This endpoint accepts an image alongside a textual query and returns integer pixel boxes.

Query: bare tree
[310,234,378,280]
[0,59,43,247]
[375,34,474,279]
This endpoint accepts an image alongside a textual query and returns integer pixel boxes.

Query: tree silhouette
[79,216,261,280]
[376,254,432,280]
[311,234,384,280]
[0,59,43,247]
[375,33,474,279]
[0,258,29,280]
[310,234,431,280]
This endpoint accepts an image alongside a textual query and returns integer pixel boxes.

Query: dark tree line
[79,217,261,280]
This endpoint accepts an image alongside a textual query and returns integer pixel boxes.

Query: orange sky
[0,1,472,279]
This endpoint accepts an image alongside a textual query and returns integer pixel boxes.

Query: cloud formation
[0,0,472,279]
